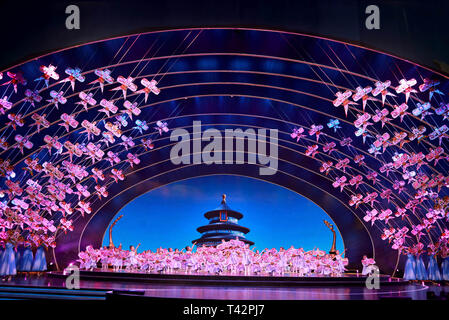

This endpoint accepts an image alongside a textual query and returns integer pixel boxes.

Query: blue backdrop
[103,175,344,253]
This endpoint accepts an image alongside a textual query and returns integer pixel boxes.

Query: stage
[0,16,448,309]
[0,270,446,300]
[50,269,409,287]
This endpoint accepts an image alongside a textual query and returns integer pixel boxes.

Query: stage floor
[1,271,447,300]
[49,269,410,287]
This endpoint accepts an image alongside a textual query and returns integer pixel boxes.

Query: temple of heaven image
[192,194,254,247]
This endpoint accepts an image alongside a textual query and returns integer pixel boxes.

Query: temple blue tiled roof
[193,194,254,246]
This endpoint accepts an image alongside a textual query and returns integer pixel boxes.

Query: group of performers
[3,238,449,281]
[0,244,47,280]
[76,239,350,277]
[402,244,449,281]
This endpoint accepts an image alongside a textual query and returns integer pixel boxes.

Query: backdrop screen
[102,175,344,252]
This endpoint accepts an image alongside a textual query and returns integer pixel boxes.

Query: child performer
[361,255,376,276]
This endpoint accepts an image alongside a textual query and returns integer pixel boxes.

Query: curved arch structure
[1,28,449,276]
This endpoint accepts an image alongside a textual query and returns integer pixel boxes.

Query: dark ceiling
[0,0,448,72]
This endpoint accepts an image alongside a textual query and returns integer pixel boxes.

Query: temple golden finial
[222,194,227,204]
